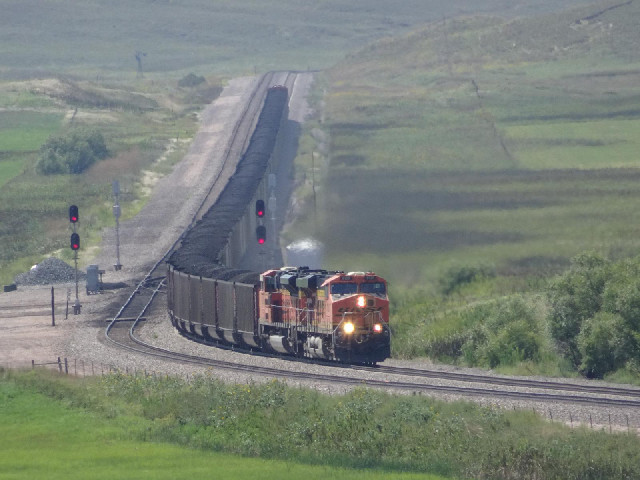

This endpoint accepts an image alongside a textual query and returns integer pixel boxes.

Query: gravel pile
[14,257,85,286]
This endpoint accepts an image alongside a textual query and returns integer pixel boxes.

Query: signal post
[69,205,81,314]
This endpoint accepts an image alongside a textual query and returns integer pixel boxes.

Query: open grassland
[0,0,595,287]
[0,0,594,80]
[4,368,640,480]
[0,372,438,480]
[282,0,640,377]
[289,0,640,288]
[0,78,205,285]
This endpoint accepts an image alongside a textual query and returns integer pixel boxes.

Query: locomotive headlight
[343,321,355,334]
[356,295,366,308]
[373,323,383,333]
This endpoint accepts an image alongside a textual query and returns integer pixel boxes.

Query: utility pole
[112,180,122,271]
[135,51,146,78]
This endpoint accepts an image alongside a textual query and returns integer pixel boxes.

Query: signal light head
[256,225,266,244]
[70,233,80,251]
[69,205,79,223]
[255,199,265,218]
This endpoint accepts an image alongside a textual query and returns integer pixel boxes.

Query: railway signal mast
[69,205,81,314]
[112,180,122,271]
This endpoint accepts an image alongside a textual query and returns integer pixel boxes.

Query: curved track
[108,318,640,409]
[105,70,640,414]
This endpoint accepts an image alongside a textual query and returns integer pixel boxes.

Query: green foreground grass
[3,369,640,480]
[0,373,439,480]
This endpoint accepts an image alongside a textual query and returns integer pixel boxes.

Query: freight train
[167,266,391,364]
[166,82,391,364]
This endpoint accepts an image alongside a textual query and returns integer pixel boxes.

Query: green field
[1,373,438,480]
[278,0,640,378]
[0,0,594,80]
[4,369,640,480]
[284,1,640,287]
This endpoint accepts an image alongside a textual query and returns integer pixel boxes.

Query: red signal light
[70,233,80,250]
[255,199,265,218]
[69,205,79,223]
[256,225,266,244]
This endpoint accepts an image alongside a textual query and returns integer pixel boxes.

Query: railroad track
[109,318,640,410]
[359,364,640,400]
[105,70,640,413]
[106,71,294,359]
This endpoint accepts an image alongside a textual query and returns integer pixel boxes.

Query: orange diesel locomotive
[259,268,390,363]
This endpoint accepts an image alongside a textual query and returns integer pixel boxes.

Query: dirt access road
[0,73,314,369]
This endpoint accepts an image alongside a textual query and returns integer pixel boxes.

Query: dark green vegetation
[548,253,640,379]
[284,0,640,380]
[36,129,109,175]
[4,368,640,480]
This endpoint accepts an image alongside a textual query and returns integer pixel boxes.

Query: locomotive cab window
[331,283,358,295]
[360,282,386,295]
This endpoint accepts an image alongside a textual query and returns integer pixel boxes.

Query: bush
[578,312,636,378]
[36,129,109,175]
[546,252,609,366]
[178,73,206,88]
[461,296,543,368]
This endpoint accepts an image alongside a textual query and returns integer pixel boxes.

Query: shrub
[178,73,206,88]
[36,129,109,175]
[578,311,636,378]
[483,320,541,368]
[546,252,609,366]
[461,296,543,368]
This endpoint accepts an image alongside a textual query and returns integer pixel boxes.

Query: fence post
[64,358,69,374]
[58,357,62,373]
[626,415,630,434]
[32,360,35,369]
[51,287,55,327]
[590,414,593,429]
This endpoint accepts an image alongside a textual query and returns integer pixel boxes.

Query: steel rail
[357,365,640,399]
[112,323,640,410]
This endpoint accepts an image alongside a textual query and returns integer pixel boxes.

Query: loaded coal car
[166,82,391,364]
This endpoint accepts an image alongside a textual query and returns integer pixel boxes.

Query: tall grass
[5,369,640,479]
[1,372,435,480]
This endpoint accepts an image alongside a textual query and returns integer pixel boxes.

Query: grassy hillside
[0,77,209,284]
[282,0,640,377]
[0,0,595,79]
[0,0,596,285]
[291,0,640,289]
